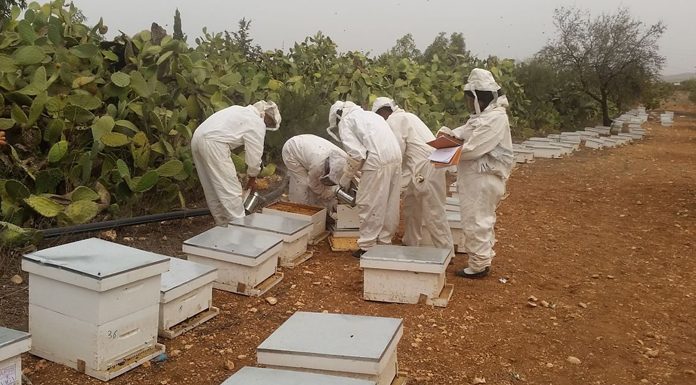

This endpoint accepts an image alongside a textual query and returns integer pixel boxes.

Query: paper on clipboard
[429,146,460,163]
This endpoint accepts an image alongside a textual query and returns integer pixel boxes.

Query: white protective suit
[328,101,402,250]
[281,134,347,209]
[439,69,514,273]
[372,98,454,252]
[191,101,281,225]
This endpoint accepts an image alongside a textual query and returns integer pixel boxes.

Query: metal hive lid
[361,245,450,265]
[221,367,375,385]
[0,327,30,349]
[23,238,169,280]
[229,213,311,235]
[183,226,283,258]
[257,312,402,362]
[160,257,217,293]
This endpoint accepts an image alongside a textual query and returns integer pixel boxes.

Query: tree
[0,0,26,21]
[228,18,261,60]
[423,32,470,65]
[173,8,185,41]
[541,7,666,125]
[388,33,421,60]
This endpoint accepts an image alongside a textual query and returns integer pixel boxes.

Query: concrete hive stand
[22,238,168,381]
[360,245,454,307]
[158,258,219,339]
[262,201,328,245]
[222,367,377,385]
[257,312,406,385]
[183,226,284,297]
[229,213,313,268]
[0,328,31,385]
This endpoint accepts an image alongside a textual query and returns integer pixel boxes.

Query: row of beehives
[513,123,646,162]
[10,200,454,383]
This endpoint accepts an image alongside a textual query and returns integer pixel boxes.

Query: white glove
[339,157,363,189]
[437,126,455,137]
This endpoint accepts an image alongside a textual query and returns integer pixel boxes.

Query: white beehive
[183,226,284,296]
[0,328,31,385]
[222,367,376,385]
[335,204,361,230]
[584,138,605,149]
[159,258,218,338]
[448,210,466,254]
[361,245,453,307]
[229,213,313,268]
[22,238,168,381]
[257,312,404,385]
[520,142,564,158]
[263,201,328,244]
[445,196,460,212]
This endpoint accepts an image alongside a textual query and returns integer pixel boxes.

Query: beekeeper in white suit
[438,68,513,278]
[282,134,348,210]
[191,101,281,225]
[327,101,402,257]
[371,97,454,252]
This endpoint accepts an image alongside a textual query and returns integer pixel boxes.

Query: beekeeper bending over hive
[438,69,513,278]
[327,101,402,258]
[372,97,454,253]
[191,101,281,225]
[281,134,348,210]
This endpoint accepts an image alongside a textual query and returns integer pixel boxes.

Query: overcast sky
[70,0,695,75]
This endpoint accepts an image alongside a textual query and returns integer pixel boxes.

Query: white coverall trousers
[191,137,244,225]
[402,163,454,251]
[457,166,506,272]
[285,164,322,206]
[356,162,401,250]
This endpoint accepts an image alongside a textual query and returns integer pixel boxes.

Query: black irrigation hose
[39,167,289,239]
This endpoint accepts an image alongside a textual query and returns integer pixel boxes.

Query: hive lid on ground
[160,257,217,294]
[0,327,30,349]
[229,213,311,236]
[183,226,283,259]
[257,312,403,362]
[362,245,450,266]
[22,238,169,280]
[221,367,375,385]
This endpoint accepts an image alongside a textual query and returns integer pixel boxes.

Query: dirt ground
[1,93,695,385]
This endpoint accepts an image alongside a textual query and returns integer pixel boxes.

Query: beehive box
[183,226,284,296]
[361,245,453,307]
[22,238,168,381]
[257,312,404,385]
[584,138,605,149]
[335,204,361,230]
[263,201,328,244]
[159,258,219,338]
[229,213,313,268]
[0,328,31,385]
[222,367,376,385]
[520,143,564,158]
[447,210,466,254]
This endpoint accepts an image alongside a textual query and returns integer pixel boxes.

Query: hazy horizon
[70,0,695,76]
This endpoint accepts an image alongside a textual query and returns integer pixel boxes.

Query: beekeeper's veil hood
[371,97,397,113]
[320,150,348,186]
[464,68,501,115]
[253,100,282,131]
[326,101,357,141]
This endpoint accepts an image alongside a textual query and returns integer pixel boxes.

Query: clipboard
[427,133,463,167]
[427,134,463,149]
[429,146,462,168]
